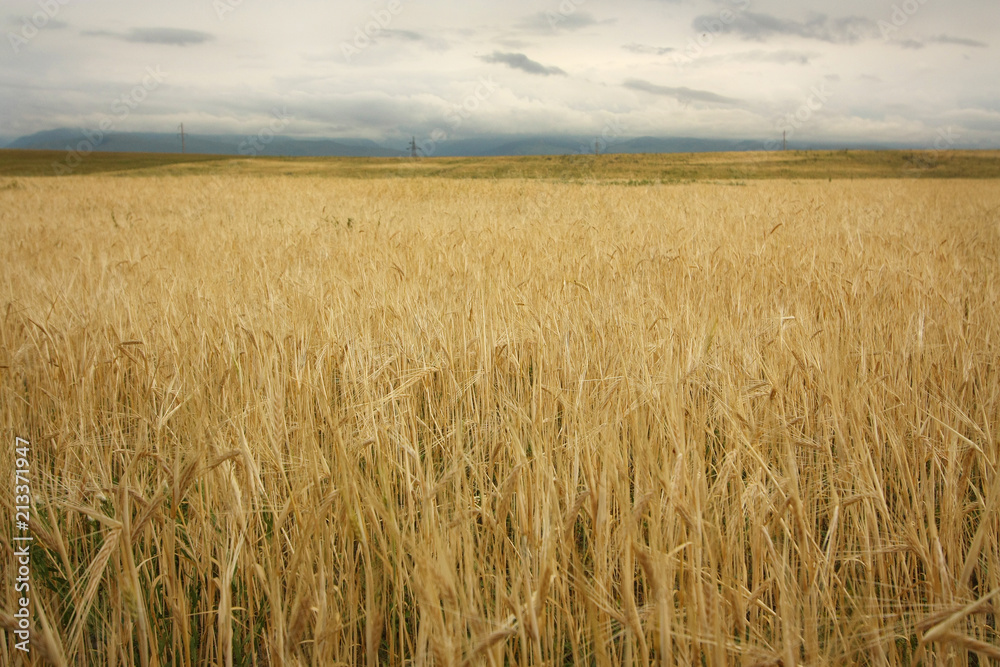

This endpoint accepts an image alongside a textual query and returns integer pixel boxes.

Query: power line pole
[409,136,419,158]
[179,123,186,154]
[782,130,786,151]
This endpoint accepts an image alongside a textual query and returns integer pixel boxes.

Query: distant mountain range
[4,129,403,157]
[3,128,906,157]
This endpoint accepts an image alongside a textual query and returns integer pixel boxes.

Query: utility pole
[409,136,420,158]
[782,130,786,151]
[179,123,186,154]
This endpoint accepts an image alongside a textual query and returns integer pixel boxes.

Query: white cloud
[0,0,996,147]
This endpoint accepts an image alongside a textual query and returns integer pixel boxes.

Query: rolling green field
[3,147,1000,181]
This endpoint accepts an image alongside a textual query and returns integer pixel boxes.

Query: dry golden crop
[1,174,999,665]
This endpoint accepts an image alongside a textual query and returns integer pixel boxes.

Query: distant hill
[423,136,592,157]
[413,135,792,157]
[611,136,764,153]
[608,136,901,154]
[7,129,405,158]
[7,128,910,158]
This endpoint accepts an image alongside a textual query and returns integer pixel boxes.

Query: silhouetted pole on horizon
[179,123,186,154]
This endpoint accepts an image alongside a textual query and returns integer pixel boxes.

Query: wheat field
[1,174,999,665]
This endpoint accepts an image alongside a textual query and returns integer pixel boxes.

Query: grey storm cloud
[518,10,602,33]
[380,29,424,42]
[743,49,815,65]
[377,29,450,51]
[623,43,675,56]
[8,15,68,29]
[2,0,997,149]
[83,27,214,46]
[899,34,988,49]
[928,34,989,48]
[690,50,817,66]
[479,52,567,76]
[624,79,739,106]
[694,11,877,44]
[934,34,988,48]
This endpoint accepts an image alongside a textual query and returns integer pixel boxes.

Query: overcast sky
[1,0,997,148]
